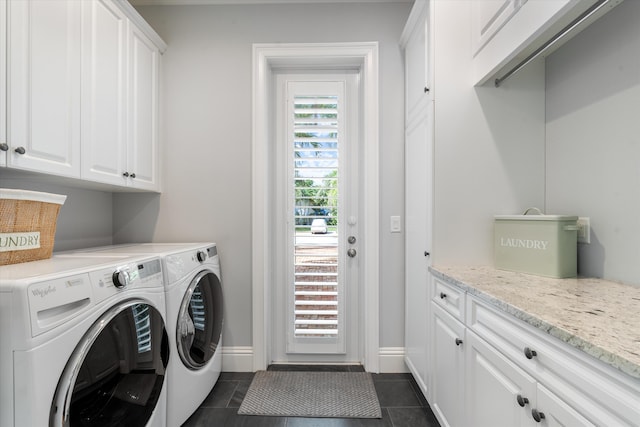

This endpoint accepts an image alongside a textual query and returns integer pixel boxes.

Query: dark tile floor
[182,365,441,427]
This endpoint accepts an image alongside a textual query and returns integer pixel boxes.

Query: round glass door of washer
[50,300,169,427]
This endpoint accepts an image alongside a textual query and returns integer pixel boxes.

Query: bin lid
[494,214,578,221]
[0,188,67,205]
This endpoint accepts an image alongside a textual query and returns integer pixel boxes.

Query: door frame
[252,42,380,372]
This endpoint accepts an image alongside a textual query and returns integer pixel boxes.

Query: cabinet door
[471,0,519,55]
[404,1,430,121]
[466,330,537,427]
[431,303,465,427]
[127,24,160,191]
[81,0,128,186]
[7,0,81,177]
[532,384,596,427]
[404,102,434,396]
[1,0,6,166]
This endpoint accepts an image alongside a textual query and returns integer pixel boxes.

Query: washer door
[176,270,223,370]
[50,299,169,427]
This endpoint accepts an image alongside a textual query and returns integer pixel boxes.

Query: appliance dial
[196,251,207,262]
[112,268,131,288]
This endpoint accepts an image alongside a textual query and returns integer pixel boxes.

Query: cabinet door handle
[439,292,447,299]
[531,409,545,422]
[516,394,529,407]
[524,347,537,360]
[130,173,136,179]
[123,172,130,177]
[0,143,8,151]
[424,86,430,93]
[424,251,430,257]
[14,146,26,155]
[455,338,463,346]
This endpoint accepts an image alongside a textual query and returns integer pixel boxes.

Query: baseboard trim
[222,346,408,373]
[379,347,408,373]
[221,346,254,372]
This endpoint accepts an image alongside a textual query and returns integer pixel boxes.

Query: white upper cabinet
[472,0,625,86]
[0,0,6,166]
[3,0,164,191]
[126,24,160,191]
[81,0,161,191]
[7,0,82,177]
[81,0,128,186]
[401,0,432,119]
[471,0,521,55]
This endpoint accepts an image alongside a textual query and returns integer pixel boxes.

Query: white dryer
[56,243,224,427]
[0,255,168,427]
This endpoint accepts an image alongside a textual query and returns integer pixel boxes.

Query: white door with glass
[272,73,360,363]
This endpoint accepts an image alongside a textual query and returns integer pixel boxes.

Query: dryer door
[176,270,223,370]
[50,299,169,427]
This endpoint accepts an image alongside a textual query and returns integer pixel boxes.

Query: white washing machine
[0,254,168,427]
[56,243,224,427]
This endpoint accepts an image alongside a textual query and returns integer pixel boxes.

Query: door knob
[347,248,357,258]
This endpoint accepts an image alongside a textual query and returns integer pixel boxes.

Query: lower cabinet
[534,383,596,427]
[430,303,465,427]
[425,272,640,427]
[465,330,596,427]
[466,330,536,427]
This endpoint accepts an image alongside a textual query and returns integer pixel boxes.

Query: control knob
[196,251,207,262]
[112,268,131,288]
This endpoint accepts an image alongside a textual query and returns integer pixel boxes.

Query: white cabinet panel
[533,384,596,427]
[431,303,465,427]
[402,0,434,400]
[7,0,81,177]
[471,0,520,55]
[81,0,160,191]
[472,0,624,85]
[81,0,128,186]
[404,102,433,395]
[127,24,160,191]
[466,330,537,427]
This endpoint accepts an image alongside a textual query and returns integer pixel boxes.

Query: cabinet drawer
[467,296,640,426]
[432,276,465,322]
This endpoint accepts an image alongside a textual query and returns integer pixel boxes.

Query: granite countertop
[429,265,640,380]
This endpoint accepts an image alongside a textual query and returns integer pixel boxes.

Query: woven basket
[0,189,67,266]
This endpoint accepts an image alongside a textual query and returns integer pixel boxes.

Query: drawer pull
[455,338,463,346]
[524,347,537,360]
[516,395,529,407]
[440,292,447,299]
[531,409,545,422]
[14,146,26,155]
[0,143,8,151]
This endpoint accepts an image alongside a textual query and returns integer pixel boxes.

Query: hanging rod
[494,0,613,87]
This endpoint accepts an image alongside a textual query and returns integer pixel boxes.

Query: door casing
[251,42,380,371]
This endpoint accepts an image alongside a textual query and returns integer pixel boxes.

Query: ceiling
[129,0,413,5]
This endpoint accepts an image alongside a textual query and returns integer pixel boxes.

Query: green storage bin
[494,208,578,278]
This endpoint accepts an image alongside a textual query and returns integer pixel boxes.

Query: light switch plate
[390,216,401,233]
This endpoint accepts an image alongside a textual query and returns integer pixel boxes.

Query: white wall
[116,3,411,350]
[545,0,640,286]
[431,0,546,266]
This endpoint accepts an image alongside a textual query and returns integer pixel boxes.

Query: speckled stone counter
[429,265,640,380]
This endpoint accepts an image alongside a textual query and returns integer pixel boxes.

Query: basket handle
[523,207,543,215]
